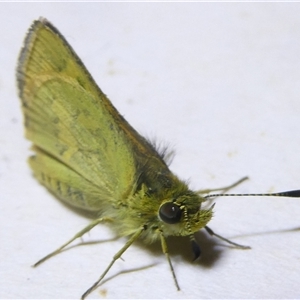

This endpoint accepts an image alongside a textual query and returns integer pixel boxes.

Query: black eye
[159,202,182,224]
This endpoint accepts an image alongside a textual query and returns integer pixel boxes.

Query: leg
[33,217,111,267]
[205,226,250,249]
[196,176,249,196]
[160,232,180,291]
[81,226,145,300]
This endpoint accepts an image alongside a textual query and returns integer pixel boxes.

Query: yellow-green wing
[17,19,142,210]
[29,146,109,212]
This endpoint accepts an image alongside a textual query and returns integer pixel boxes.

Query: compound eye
[159,202,182,224]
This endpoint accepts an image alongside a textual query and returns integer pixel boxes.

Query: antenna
[204,189,300,200]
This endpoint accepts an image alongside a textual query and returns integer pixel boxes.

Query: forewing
[17,19,137,204]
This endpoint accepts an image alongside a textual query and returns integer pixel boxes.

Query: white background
[1,2,300,299]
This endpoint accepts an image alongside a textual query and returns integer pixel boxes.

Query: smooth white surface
[1,2,300,299]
